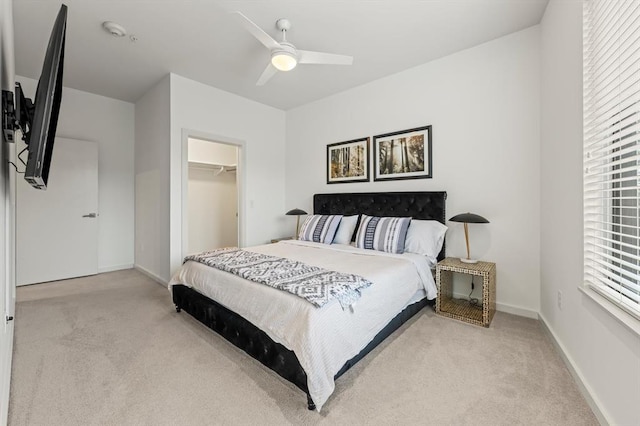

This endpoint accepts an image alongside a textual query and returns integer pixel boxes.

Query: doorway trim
[181,129,246,261]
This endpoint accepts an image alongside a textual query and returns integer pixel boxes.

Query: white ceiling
[13,0,549,111]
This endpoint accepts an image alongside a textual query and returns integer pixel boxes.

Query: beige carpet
[9,269,597,425]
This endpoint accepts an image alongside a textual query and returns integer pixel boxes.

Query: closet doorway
[186,137,239,254]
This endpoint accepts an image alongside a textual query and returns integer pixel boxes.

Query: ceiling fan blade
[256,63,278,86]
[231,11,281,50]
[298,50,354,65]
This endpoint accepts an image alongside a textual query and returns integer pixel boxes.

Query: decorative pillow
[355,215,412,254]
[298,214,343,244]
[332,215,359,245]
[404,220,448,267]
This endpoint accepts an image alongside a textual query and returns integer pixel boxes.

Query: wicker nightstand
[435,257,496,327]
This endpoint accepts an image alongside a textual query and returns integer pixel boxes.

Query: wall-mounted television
[1,3,67,190]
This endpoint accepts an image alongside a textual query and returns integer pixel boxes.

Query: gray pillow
[298,214,343,244]
[355,215,411,254]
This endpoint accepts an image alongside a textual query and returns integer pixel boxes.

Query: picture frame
[327,137,370,184]
[373,125,432,181]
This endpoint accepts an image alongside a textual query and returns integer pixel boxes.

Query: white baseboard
[98,263,133,274]
[134,264,167,286]
[496,302,538,319]
[538,313,610,426]
[451,291,538,319]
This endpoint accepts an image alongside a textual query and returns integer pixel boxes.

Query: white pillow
[333,215,359,245]
[404,220,448,266]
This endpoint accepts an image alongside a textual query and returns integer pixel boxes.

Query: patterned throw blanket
[184,248,372,309]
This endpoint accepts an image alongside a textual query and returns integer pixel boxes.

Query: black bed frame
[172,191,447,410]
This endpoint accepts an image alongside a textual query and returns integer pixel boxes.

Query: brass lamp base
[295,216,300,240]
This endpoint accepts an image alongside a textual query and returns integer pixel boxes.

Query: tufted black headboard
[314,191,447,261]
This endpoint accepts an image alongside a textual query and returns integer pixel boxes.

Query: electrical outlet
[557,290,562,310]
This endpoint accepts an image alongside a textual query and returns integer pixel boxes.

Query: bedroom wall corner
[135,75,172,283]
[168,73,287,278]
[285,26,541,317]
[16,77,136,275]
[540,1,640,425]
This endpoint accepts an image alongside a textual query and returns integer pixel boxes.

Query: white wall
[188,137,237,165]
[169,74,287,278]
[16,76,135,273]
[134,74,287,282]
[134,75,171,283]
[188,167,237,253]
[540,1,640,425]
[0,0,16,422]
[286,27,541,317]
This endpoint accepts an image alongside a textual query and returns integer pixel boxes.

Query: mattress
[169,240,436,411]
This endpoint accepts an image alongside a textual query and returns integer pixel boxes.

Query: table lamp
[449,212,489,263]
[286,208,307,239]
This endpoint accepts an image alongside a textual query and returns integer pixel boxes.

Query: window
[583,0,640,319]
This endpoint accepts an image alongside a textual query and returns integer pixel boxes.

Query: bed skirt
[172,284,433,410]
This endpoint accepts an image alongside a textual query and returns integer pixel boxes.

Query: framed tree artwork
[327,137,370,184]
[373,125,432,181]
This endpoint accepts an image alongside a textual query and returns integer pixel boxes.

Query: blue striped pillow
[355,215,412,254]
[298,215,343,244]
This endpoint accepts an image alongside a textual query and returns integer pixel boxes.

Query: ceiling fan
[232,11,354,86]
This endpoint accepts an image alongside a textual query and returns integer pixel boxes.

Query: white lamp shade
[271,51,297,71]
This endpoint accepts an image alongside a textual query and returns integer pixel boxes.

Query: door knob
[82,213,98,218]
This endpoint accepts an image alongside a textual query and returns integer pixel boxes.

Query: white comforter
[168,240,436,411]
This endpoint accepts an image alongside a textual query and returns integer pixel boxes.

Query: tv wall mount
[2,82,34,145]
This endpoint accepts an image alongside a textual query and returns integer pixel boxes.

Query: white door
[16,138,99,286]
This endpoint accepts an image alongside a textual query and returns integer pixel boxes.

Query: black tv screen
[24,4,67,190]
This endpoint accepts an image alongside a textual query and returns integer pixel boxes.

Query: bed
[169,191,447,411]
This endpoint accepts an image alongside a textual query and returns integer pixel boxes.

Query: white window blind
[583,0,640,319]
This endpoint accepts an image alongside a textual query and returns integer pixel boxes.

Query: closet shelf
[188,161,237,175]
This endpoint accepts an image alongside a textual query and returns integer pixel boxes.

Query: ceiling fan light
[271,51,297,71]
